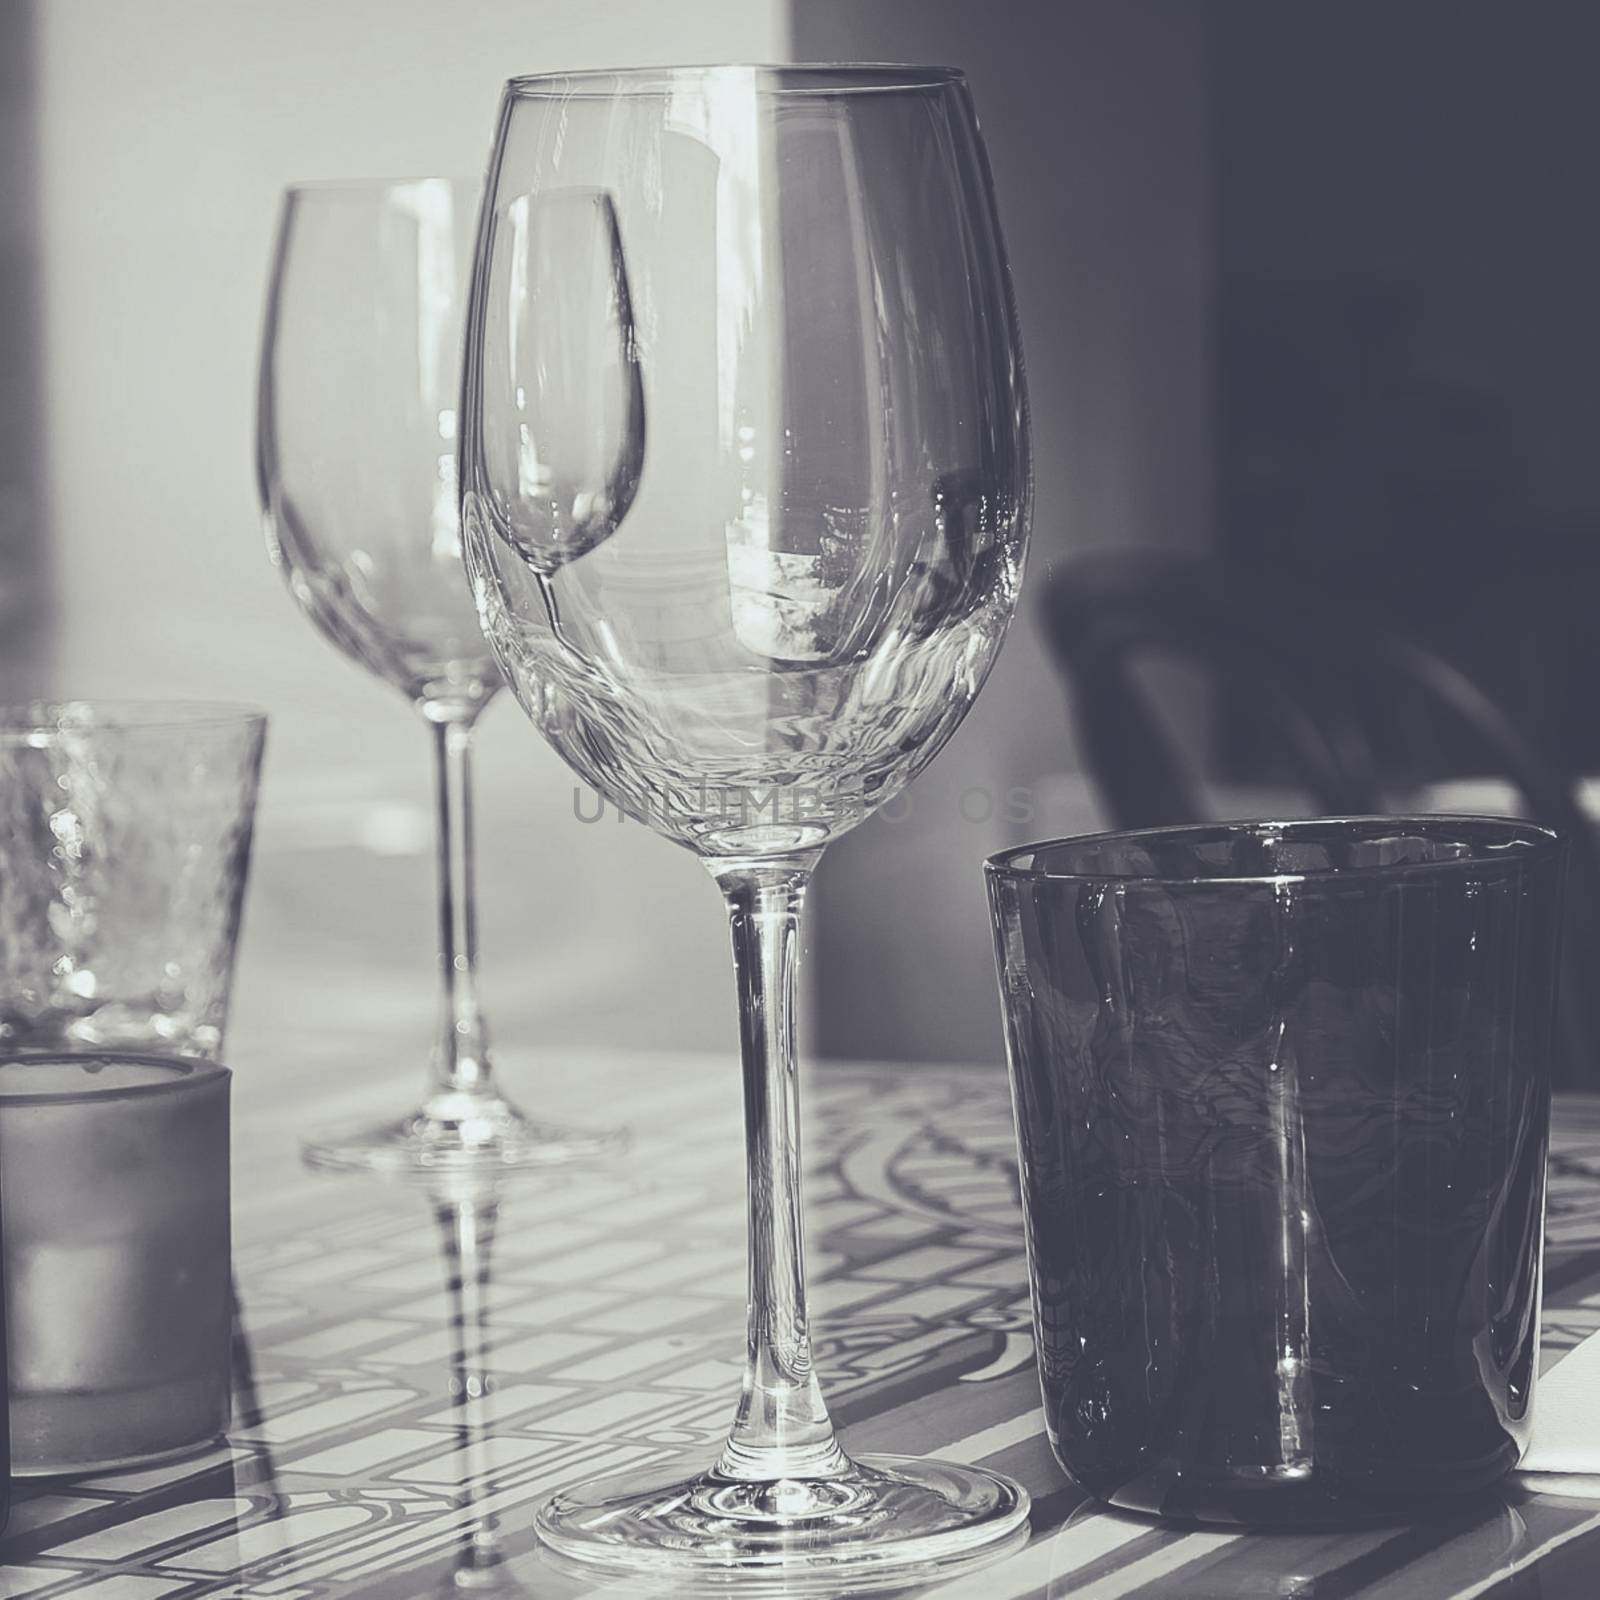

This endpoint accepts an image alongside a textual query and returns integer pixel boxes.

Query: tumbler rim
[0,700,266,740]
[0,1050,230,1107]
[985,815,1564,888]
[505,64,967,100]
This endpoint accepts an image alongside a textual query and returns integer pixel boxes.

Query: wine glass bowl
[261,180,499,720]
[257,177,622,1174]
[463,68,1027,860]
[462,65,1031,1585]
[474,188,646,576]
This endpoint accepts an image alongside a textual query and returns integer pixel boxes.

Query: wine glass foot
[302,1096,625,1178]
[534,1453,1030,1592]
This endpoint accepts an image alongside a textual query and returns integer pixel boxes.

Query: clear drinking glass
[461,65,1032,1588]
[0,701,264,1056]
[258,178,619,1175]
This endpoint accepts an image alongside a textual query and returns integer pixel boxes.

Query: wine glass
[461,67,1032,1588]
[257,177,620,1175]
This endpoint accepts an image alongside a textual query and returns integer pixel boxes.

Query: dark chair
[1041,548,1600,1089]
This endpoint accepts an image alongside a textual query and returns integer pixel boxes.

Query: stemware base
[534,1452,1030,1592]
[302,1094,624,1177]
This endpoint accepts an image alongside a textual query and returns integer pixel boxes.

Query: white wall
[30,0,790,1059]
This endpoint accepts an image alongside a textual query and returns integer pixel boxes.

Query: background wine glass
[257,176,619,1174]
[462,67,1031,1587]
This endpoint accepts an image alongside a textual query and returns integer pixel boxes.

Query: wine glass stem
[710,856,848,1484]
[430,716,492,1101]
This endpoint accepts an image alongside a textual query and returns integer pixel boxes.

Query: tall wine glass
[461,67,1032,1588]
[257,177,620,1175]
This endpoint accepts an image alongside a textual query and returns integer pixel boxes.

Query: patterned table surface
[5,1050,1600,1600]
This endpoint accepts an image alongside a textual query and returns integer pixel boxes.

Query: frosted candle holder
[0,1050,231,1476]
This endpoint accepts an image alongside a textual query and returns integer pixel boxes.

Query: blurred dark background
[2,1,1597,1071]
[809,0,1600,1068]
[1212,0,1600,782]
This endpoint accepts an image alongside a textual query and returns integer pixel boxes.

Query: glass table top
[4,1054,1600,1598]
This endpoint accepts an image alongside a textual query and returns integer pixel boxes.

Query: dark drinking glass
[986,817,1563,1526]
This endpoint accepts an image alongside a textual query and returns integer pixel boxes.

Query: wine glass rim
[504,63,968,98]
[985,814,1565,888]
[0,700,267,739]
[283,175,480,201]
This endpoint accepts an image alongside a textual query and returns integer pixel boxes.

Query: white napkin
[1516,1330,1600,1494]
